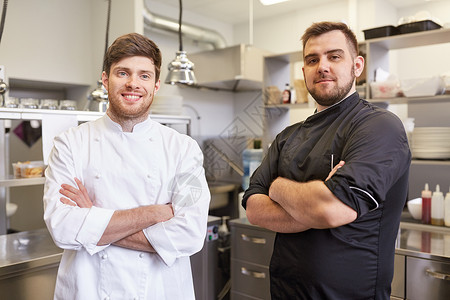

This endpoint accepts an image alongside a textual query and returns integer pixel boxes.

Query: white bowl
[6,203,18,217]
[401,76,445,97]
[407,198,422,220]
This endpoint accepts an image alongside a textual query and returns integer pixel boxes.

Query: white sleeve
[143,139,210,266]
[43,131,114,255]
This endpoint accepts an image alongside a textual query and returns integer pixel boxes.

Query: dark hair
[301,22,359,57]
[103,33,162,81]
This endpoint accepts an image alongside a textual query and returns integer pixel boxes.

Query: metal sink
[207,181,239,210]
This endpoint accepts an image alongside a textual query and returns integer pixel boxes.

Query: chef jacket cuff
[143,222,177,267]
[76,206,115,255]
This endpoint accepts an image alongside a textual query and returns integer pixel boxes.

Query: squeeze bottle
[421,183,432,224]
[444,187,450,227]
[431,184,444,226]
[282,83,291,104]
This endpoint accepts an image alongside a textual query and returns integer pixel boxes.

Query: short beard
[308,69,355,107]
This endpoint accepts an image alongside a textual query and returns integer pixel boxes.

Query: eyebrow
[304,49,345,61]
[112,66,154,74]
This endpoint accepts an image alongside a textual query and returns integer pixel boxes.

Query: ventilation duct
[143,6,226,49]
[143,5,270,92]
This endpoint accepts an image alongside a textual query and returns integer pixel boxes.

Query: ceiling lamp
[86,0,111,111]
[165,0,197,85]
[259,0,291,5]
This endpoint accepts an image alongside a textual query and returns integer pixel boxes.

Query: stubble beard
[308,69,355,107]
[108,94,153,123]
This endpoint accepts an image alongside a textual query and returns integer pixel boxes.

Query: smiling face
[102,56,160,127]
[302,30,364,111]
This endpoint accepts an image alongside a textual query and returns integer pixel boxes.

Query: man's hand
[59,178,93,208]
[326,160,345,181]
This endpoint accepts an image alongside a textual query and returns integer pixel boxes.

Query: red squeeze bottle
[421,183,432,224]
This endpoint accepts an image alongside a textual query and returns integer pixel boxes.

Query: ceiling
[145,0,440,25]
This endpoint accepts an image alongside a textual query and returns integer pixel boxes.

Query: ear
[101,71,108,90]
[154,79,161,93]
[354,56,365,77]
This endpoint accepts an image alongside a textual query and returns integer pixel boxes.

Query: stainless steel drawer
[391,254,405,299]
[231,290,263,300]
[406,256,450,300]
[231,226,275,265]
[231,258,271,300]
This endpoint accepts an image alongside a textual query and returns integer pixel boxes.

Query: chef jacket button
[146,174,151,179]
[101,254,108,260]
[139,253,144,258]
[95,137,100,142]
[104,297,110,300]
[95,174,101,179]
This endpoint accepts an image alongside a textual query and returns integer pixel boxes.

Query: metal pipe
[143,5,227,49]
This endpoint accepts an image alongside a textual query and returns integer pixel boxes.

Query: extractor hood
[188,44,271,92]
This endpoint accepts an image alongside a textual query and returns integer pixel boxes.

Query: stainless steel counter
[0,228,62,276]
[0,228,62,300]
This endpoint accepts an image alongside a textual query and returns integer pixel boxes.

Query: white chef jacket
[43,115,211,300]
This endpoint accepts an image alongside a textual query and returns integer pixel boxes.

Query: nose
[125,75,139,89]
[317,58,330,74]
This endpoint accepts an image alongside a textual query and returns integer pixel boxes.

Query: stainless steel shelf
[0,108,191,125]
[367,94,450,105]
[363,27,450,50]
[0,176,45,188]
[411,159,450,166]
[264,102,310,109]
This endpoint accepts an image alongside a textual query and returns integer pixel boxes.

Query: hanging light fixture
[86,0,111,111]
[165,0,197,85]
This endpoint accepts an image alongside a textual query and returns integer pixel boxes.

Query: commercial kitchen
[1,0,450,299]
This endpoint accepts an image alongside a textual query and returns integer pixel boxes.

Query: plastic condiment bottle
[431,184,444,226]
[444,187,450,227]
[421,183,432,224]
[282,83,291,104]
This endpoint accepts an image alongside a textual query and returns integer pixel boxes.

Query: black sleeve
[324,109,411,218]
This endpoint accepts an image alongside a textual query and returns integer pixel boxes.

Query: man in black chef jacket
[243,21,411,300]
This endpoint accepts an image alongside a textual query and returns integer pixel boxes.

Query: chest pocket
[279,126,342,182]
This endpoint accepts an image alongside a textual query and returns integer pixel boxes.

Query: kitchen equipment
[150,95,183,115]
[86,80,108,112]
[188,44,271,92]
[397,19,441,34]
[190,215,228,300]
[363,25,399,39]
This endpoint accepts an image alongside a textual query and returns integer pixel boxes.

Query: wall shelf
[0,176,45,188]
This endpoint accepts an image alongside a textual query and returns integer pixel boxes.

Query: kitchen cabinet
[229,218,275,300]
[230,218,450,300]
[0,107,191,234]
[262,27,450,199]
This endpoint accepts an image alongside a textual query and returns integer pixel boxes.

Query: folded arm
[246,160,356,231]
[60,178,173,251]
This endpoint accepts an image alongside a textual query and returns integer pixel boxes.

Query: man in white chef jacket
[43,33,211,300]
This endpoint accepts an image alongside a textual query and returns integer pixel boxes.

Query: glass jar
[3,97,19,108]
[59,100,77,110]
[40,99,59,110]
[20,98,39,109]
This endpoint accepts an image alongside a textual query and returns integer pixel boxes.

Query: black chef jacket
[242,92,411,300]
